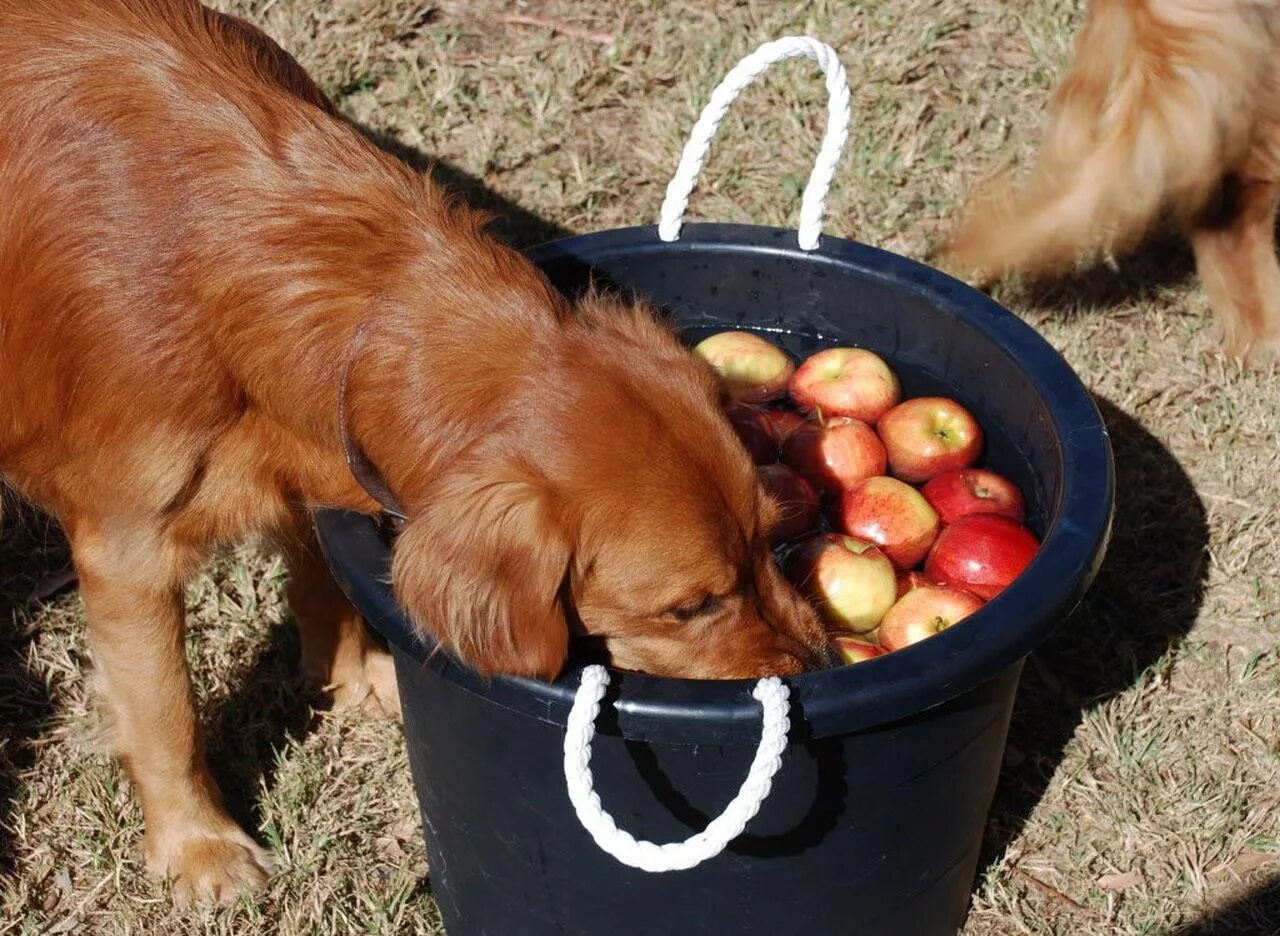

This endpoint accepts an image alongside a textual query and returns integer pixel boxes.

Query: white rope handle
[658,35,851,251]
[562,664,791,873]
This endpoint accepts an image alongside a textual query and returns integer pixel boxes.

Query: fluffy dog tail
[942,0,1273,282]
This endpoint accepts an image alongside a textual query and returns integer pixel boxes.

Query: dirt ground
[2,1,1278,934]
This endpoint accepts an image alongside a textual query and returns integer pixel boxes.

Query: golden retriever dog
[0,0,836,904]
[943,0,1280,362]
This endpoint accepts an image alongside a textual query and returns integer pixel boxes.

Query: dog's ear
[390,463,571,681]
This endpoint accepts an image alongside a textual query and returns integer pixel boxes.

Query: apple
[924,514,1040,600]
[782,416,887,495]
[788,534,898,634]
[895,570,933,598]
[693,331,794,403]
[834,636,888,665]
[876,396,983,483]
[921,468,1026,524]
[758,464,821,544]
[838,476,941,570]
[759,407,807,447]
[879,586,985,651]
[788,347,901,424]
[726,404,807,464]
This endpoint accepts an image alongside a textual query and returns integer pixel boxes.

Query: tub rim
[315,223,1114,745]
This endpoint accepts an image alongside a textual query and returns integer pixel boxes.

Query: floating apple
[788,348,901,424]
[694,331,794,403]
[782,416,887,495]
[758,464,821,544]
[788,534,898,634]
[725,404,808,464]
[838,476,941,570]
[924,514,1040,600]
[879,586,985,651]
[895,570,933,598]
[877,397,983,483]
[834,636,888,665]
[921,468,1026,524]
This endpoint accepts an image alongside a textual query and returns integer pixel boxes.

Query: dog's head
[389,297,838,681]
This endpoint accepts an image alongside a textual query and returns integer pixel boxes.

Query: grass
[3,0,1279,932]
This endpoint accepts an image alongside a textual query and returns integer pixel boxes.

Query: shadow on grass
[977,396,1210,888]
[1169,875,1280,935]
[353,121,573,250]
[1012,228,1199,315]
[0,500,70,875]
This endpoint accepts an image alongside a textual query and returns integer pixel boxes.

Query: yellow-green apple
[834,636,888,665]
[879,586,985,651]
[694,331,794,403]
[921,468,1026,524]
[924,514,1040,599]
[758,464,821,544]
[788,348,901,423]
[782,416,887,495]
[788,534,897,634]
[876,396,983,483]
[838,476,941,570]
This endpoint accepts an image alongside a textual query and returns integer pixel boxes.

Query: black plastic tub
[316,223,1113,936]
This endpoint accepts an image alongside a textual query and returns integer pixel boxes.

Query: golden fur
[943,0,1280,361]
[0,0,834,904]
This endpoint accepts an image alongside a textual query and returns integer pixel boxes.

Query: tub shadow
[976,396,1210,876]
[1169,875,1280,935]
[0,499,69,876]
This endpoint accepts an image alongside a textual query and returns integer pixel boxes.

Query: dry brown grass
[2,1,1278,933]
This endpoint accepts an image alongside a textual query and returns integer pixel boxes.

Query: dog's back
[0,0,436,519]
[943,0,1280,278]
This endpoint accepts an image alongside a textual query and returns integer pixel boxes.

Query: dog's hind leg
[71,515,270,905]
[1188,173,1280,363]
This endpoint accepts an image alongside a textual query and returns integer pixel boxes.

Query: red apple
[759,407,807,447]
[877,397,983,483]
[726,404,807,464]
[694,331,794,403]
[921,468,1026,524]
[895,570,933,599]
[834,636,888,665]
[924,514,1040,600]
[879,586,985,651]
[788,534,897,634]
[758,464,821,544]
[838,476,941,570]
[788,347,901,424]
[782,416,887,495]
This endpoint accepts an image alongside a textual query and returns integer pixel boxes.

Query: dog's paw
[324,646,401,720]
[147,825,271,906]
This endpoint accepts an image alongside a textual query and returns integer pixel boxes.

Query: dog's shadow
[976,228,1200,316]
[0,501,68,875]
[977,396,1216,908]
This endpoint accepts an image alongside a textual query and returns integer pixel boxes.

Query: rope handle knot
[562,665,792,873]
[657,35,851,251]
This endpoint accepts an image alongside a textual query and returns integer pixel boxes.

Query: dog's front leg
[71,516,270,905]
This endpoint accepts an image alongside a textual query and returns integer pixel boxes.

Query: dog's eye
[666,594,720,621]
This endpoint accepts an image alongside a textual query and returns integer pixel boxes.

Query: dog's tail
[942,0,1274,282]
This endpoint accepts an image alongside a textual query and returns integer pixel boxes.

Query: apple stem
[815,404,826,429]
